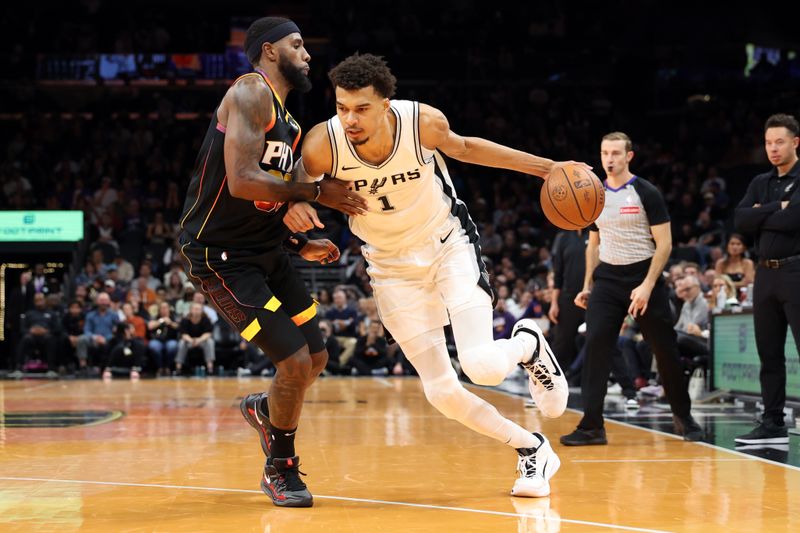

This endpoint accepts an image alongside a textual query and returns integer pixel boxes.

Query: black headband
[246,20,301,64]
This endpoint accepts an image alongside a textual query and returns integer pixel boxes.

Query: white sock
[459,397,540,449]
[491,336,536,368]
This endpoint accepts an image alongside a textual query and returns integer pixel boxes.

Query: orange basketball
[540,164,605,230]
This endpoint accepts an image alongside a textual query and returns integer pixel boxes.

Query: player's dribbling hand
[299,239,340,265]
[574,290,590,309]
[284,202,324,232]
[545,160,593,180]
[317,178,368,216]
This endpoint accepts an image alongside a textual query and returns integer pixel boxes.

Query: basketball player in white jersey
[287,54,585,497]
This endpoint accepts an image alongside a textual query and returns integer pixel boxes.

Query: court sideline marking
[483,385,800,473]
[0,475,671,533]
[571,458,751,463]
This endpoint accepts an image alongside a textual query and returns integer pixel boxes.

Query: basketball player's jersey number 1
[377,195,395,211]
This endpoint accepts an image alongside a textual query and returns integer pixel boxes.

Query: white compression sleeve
[448,288,535,386]
[404,332,538,449]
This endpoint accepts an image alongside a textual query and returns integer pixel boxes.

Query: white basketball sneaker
[511,432,561,498]
[512,319,568,418]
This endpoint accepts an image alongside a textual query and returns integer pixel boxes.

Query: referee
[560,132,704,446]
[734,113,800,446]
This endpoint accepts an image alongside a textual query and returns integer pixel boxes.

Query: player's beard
[279,57,312,94]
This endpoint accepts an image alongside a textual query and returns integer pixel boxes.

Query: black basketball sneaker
[240,392,271,456]
[262,456,314,507]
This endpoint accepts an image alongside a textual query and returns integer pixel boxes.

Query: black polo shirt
[734,160,800,260]
[551,230,587,294]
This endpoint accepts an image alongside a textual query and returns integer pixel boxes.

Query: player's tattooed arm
[223,77,319,203]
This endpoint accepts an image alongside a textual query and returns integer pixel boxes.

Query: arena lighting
[687,94,712,104]
[744,43,798,77]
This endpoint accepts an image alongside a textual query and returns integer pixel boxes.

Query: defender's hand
[284,202,324,232]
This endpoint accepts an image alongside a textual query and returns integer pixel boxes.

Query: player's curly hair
[328,53,397,98]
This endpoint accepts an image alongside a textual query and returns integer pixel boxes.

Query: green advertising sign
[0,211,84,242]
[712,312,800,399]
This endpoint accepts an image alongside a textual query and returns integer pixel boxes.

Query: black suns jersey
[180,69,302,250]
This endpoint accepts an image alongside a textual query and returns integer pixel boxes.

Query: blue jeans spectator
[149,339,178,372]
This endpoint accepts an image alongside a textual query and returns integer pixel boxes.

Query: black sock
[269,422,297,458]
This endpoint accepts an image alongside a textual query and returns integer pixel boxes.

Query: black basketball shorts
[179,234,324,362]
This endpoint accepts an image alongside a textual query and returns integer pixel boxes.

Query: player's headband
[246,21,301,64]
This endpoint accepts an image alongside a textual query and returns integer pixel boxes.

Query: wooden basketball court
[1,377,798,532]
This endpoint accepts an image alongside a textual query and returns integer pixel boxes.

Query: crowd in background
[1,1,797,383]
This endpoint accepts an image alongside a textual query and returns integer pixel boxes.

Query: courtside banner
[0,211,84,242]
[712,312,800,399]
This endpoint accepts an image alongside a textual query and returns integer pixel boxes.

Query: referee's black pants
[552,291,585,370]
[752,262,800,425]
[579,260,692,429]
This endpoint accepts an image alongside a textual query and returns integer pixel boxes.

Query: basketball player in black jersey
[179,17,367,508]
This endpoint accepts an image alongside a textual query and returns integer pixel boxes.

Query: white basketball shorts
[362,218,491,344]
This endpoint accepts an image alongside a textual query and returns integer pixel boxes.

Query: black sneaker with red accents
[261,456,313,507]
[240,392,271,456]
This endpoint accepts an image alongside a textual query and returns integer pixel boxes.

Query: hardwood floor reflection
[0,377,798,532]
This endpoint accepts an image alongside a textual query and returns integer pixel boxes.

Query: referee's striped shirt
[589,176,670,265]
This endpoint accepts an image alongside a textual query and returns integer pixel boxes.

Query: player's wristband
[312,182,322,202]
[284,232,309,253]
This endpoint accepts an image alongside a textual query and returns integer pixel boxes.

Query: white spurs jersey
[327,100,468,251]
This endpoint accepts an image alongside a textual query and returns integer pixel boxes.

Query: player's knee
[423,374,470,420]
[459,346,507,386]
[276,346,315,383]
[309,349,328,378]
